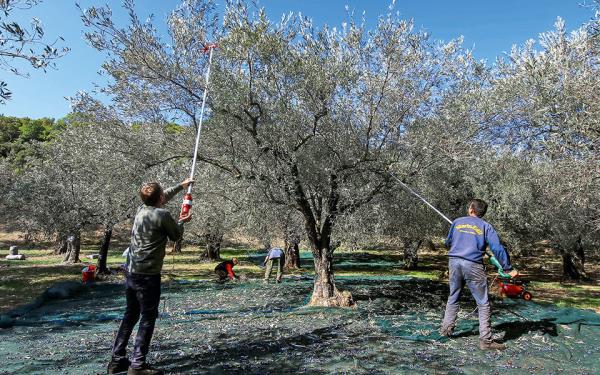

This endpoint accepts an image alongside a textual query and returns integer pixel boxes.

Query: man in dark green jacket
[108,179,192,375]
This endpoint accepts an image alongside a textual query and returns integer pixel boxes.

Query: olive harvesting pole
[179,43,217,220]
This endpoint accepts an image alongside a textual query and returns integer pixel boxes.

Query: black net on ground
[1,275,599,374]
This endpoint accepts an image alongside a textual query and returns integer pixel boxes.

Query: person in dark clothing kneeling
[439,199,518,351]
[215,258,239,282]
[107,179,193,375]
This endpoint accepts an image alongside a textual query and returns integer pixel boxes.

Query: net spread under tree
[1,273,599,374]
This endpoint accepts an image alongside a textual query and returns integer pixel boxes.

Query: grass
[528,281,600,311]
[0,245,281,312]
[0,263,83,312]
[1,240,599,314]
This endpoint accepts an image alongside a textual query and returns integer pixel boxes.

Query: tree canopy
[0,0,69,103]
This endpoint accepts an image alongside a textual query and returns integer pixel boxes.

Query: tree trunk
[575,235,585,269]
[201,233,222,261]
[97,225,113,274]
[423,239,436,252]
[54,234,68,255]
[284,241,300,268]
[308,247,354,307]
[561,236,587,281]
[402,238,422,270]
[293,171,351,307]
[171,239,183,253]
[63,231,81,264]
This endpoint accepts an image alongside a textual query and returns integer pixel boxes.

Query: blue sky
[0,0,595,120]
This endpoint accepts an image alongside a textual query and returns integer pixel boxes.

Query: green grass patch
[527,281,600,311]
[554,296,600,310]
[2,244,600,314]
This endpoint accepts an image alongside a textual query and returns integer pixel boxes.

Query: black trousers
[112,272,161,368]
[215,269,229,281]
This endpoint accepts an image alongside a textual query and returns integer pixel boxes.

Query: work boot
[127,364,164,375]
[107,358,130,374]
[479,340,507,351]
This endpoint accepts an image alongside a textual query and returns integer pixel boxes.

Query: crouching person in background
[107,179,193,375]
[215,257,239,282]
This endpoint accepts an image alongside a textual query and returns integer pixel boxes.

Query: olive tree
[179,166,247,260]
[3,97,190,266]
[80,0,489,306]
[209,4,488,305]
[486,17,600,280]
[491,18,599,162]
[7,146,94,263]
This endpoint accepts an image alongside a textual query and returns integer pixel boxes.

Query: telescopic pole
[179,43,217,220]
[388,172,453,224]
[187,43,217,193]
[389,171,511,278]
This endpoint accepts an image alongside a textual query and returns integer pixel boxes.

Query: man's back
[447,216,488,261]
[128,205,182,274]
[215,260,234,272]
[267,247,284,259]
[446,215,510,270]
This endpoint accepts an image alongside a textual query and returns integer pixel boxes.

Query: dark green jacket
[127,184,184,275]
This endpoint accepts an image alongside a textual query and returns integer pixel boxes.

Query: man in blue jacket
[440,199,518,350]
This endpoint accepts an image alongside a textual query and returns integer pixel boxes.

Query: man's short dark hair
[469,199,488,217]
[140,182,163,206]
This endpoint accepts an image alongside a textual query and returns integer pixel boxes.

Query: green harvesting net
[1,275,599,374]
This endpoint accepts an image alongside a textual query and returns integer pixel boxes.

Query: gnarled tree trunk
[171,239,183,253]
[309,248,353,307]
[402,238,422,270]
[295,172,353,307]
[63,231,81,264]
[97,225,113,274]
[561,236,587,281]
[201,233,222,261]
[54,234,68,255]
[284,240,300,268]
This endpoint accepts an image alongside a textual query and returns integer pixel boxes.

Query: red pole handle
[180,193,193,219]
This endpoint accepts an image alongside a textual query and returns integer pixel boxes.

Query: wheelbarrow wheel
[522,291,532,301]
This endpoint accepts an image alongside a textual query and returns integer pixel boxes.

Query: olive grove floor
[1,272,599,375]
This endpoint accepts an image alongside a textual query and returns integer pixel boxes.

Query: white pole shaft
[389,172,453,224]
[187,47,215,194]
